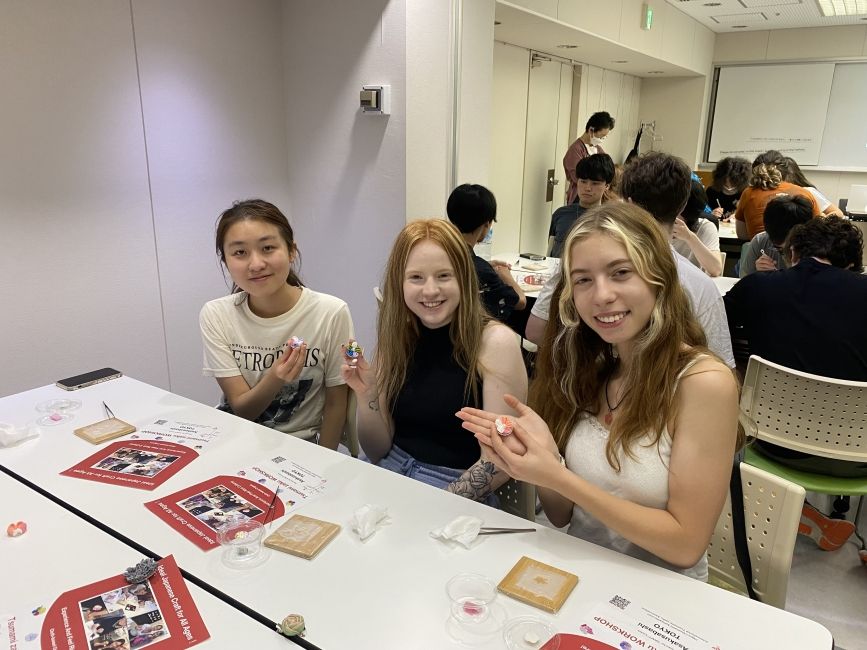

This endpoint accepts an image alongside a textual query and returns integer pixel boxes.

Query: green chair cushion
[745,447,867,495]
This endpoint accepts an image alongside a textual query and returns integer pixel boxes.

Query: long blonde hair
[530,202,712,470]
[376,219,490,410]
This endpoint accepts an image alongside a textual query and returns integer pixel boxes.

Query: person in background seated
[783,157,845,217]
[200,199,354,449]
[706,156,751,221]
[460,202,741,580]
[671,179,722,276]
[725,217,867,549]
[563,111,615,204]
[734,150,820,240]
[549,153,616,258]
[446,184,526,322]
[527,152,735,370]
[739,195,813,278]
[341,219,527,503]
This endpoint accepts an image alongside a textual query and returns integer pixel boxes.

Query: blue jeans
[377,445,499,507]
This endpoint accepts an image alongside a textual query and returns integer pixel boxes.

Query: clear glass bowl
[503,616,559,650]
[217,520,267,569]
[445,574,498,623]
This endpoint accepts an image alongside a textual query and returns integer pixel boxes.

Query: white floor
[787,535,867,650]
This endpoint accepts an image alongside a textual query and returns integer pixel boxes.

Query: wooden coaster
[497,556,578,613]
[74,418,136,444]
[264,514,340,559]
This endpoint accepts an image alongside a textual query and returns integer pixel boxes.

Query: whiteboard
[818,63,867,168]
[708,63,835,165]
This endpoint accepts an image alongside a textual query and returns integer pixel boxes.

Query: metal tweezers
[477,527,536,536]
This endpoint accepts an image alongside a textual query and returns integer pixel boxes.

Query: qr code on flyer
[271,456,287,464]
[609,595,631,610]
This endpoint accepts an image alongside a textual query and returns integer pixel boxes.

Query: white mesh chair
[739,355,867,559]
[494,479,536,522]
[708,462,805,608]
[340,392,360,458]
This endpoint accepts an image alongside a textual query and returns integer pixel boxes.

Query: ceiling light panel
[816,0,867,15]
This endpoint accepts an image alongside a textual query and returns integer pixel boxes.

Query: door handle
[546,169,558,202]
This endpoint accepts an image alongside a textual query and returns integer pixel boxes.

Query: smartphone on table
[56,368,122,391]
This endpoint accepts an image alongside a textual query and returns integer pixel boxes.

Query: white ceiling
[667,0,867,33]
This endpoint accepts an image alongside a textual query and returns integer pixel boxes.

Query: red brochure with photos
[144,475,288,551]
[1,555,209,650]
[60,440,198,490]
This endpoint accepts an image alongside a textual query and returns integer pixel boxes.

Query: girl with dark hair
[783,157,845,217]
[200,199,354,449]
[706,156,750,220]
[460,202,741,579]
[341,219,526,502]
[671,180,722,276]
[734,151,820,240]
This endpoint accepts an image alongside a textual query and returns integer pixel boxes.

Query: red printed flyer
[0,556,209,650]
[60,440,198,490]
[144,457,326,551]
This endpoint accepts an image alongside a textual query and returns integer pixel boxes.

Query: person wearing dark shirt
[724,216,867,549]
[705,156,750,221]
[549,153,615,258]
[446,184,526,321]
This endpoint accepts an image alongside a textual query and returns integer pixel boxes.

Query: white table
[719,219,738,243]
[712,275,738,295]
[0,378,833,649]
[0,472,294,648]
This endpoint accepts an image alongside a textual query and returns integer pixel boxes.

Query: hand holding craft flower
[495,416,514,437]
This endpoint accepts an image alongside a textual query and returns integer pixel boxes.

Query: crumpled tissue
[352,504,389,540]
[0,422,40,449]
[430,515,483,548]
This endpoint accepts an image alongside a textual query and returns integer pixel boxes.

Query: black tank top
[391,324,482,469]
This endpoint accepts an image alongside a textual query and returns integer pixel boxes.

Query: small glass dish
[35,399,81,425]
[503,616,559,650]
[446,573,498,623]
[217,520,267,569]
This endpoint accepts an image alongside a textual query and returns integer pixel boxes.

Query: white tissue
[429,515,483,548]
[352,504,389,540]
[0,422,41,448]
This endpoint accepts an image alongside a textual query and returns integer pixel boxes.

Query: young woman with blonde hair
[342,219,527,502]
[459,202,741,578]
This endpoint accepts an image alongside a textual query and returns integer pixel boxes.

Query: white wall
[511,0,715,75]
[406,0,453,220]
[282,0,406,356]
[134,0,291,406]
[0,0,404,406]
[713,26,867,204]
[0,1,167,397]
[638,76,707,167]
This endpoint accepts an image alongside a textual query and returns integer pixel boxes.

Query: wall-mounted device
[360,84,391,115]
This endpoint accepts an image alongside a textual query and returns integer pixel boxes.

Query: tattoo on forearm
[447,460,500,501]
[368,398,380,412]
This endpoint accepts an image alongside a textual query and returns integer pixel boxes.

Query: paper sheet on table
[124,418,222,450]
[555,593,717,650]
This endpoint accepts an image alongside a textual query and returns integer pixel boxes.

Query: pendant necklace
[603,373,629,426]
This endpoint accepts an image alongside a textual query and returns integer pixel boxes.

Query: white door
[519,54,573,255]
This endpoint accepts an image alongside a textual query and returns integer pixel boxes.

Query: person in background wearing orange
[734,150,820,240]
